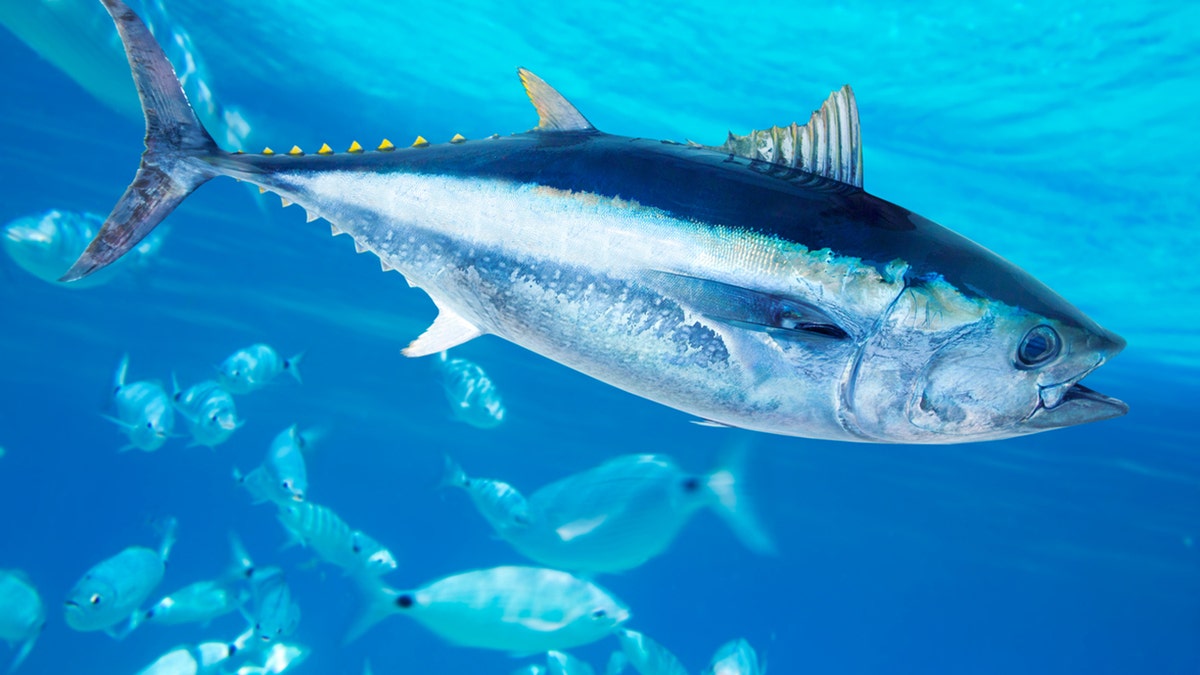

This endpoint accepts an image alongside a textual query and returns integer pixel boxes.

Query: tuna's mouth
[1028,380,1128,430]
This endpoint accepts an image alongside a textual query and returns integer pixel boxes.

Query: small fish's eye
[90,593,102,605]
[681,477,701,493]
[1017,325,1061,368]
[395,594,415,609]
[146,422,154,429]
[209,412,218,421]
[282,480,292,490]
[591,608,608,619]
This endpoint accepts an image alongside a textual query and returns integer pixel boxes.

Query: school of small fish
[0,232,763,671]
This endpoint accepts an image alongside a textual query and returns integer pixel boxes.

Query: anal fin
[402,300,483,357]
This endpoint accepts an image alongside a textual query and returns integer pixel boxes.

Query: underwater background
[1,0,1197,673]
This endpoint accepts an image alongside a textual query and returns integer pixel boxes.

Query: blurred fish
[142,534,254,628]
[513,666,547,675]
[0,570,45,673]
[171,377,241,448]
[2,210,162,287]
[704,639,763,675]
[437,352,505,429]
[348,566,629,654]
[107,354,174,452]
[605,652,630,675]
[547,651,596,675]
[218,345,303,395]
[134,640,235,675]
[64,517,177,638]
[263,426,314,502]
[231,641,309,675]
[245,568,299,645]
[276,501,397,578]
[615,629,687,675]
[449,452,774,573]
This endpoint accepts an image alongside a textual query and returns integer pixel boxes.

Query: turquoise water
[1,1,1197,673]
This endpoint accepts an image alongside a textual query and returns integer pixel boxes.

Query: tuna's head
[63,576,118,631]
[847,272,1126,443]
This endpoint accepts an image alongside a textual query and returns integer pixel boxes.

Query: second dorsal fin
[711,85,863,188]
[518,67,595,132]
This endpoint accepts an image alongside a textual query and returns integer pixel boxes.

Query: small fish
[437,352,505,429]
[276,501,397,577]
[142,534,254,628]
[218,344,303,395]
[263,426,314,502]
[449,452,774,573]
[547,651,596,675]
[134,641,235,675]
[107,354,174,452]
[171,377,241,448]
[2,209,162,287]
[512,666,548,675]
[605,652,630,675]
[246,568,300,645]
[348,566,629,654]
[64,517,177,638]
[704,639,763,675]
[442,456,533,535]
[0,569,45,672]
[233,641,309,675]
[615,629,687,675]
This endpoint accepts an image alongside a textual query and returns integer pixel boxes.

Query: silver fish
[705,639,763,675]
[246,568,299,645]
[108,354,174,452]
[448,453,774,573]
[134,641,234,675]
[437,352,506,429]
[547,651,596,675]
[65,0,1125,443]
[513,666,548,675]
[142,534,253,628]
[0,569,45,673]
[616,629,687,675]
[263,426,312,502]
[217,344,303,395]
[171,377,241,448]
[2,209,162,287]
[349,566,629,654]
[234,641,309,675]
[605,652,630,675]
[64,517,177,638]
[276,501,397,578]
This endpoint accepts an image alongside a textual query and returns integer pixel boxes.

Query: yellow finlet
[258,186,267,194]
[234,150,244,155]
[317,143,333,155]
[288,145,304,156]
[262,147,275,155]
[378,138,396,151]
[347,140,364,153]
[280,197,293,208]
[411,136,429,148]
[450,133,466,144]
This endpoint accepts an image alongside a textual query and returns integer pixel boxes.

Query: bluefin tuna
[0,570,44,673]
[348,566,629,653]
[66,0,1126,443]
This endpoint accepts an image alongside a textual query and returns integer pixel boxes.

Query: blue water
[1,1,1198,673]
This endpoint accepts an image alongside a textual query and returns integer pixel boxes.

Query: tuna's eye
[89,593,102,605]
[1017,325,1061,368]
[591,608,608,619]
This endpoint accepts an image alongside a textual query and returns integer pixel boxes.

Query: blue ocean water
[1,1,1197,673]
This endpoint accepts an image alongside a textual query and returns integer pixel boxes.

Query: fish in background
[232,425,317,505]
[348,566,630,653]
[547,651,596,675]
[142,534,254,629]
[134,639,238,675]
[107,354,174,452]
[615,629,687,675]
[234,641,309,674]
[445,452,774,574]
[1,210,163,288]
[437,352,505,429]
[513,665,548,675]
[0,569,45,672]
[171,377,242,448]
[704,639,764,675]
[64,517,177,639]
[218,345,303,395]
[245,567,300,645]
[605,652,630,675]
[275,500,397,578]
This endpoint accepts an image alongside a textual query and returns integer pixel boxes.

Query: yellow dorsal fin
[288,145,304,156]
[317,143,333,155]
[378,138,396,151]
[450,133,466,144]
[411,136,429,148]
[261,147,275,155]
[347,140,364,153]
[517,68,594,132]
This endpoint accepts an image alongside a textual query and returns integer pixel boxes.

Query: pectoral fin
[402,300,483,357]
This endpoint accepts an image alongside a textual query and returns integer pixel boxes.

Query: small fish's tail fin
[438,455,469,490]
[156,515,179,563]
[6,625,41,673]
[344,577,406,644]
[113,353,130,391]
[61,0,222,282]
[284,352,305,384]
[706,442,777,556]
